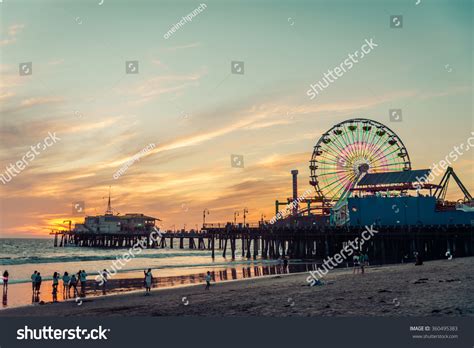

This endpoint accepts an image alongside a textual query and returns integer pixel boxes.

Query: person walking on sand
[101,269,108,295]
[62,272,70,298]
[2,270,9,295]
[360,253,365,274]
[77,270,81,291]
[79,270,87,296]
[69,274,78,297]
[364,252,369,267]
[283,258,289,272]
[414,252,423,266]
[52,283,58,303]
[36,272,42,294]
[31,271,38,295]
[144,269,153,295]
[205,271,212,290]
[51,272,59,302]
[352,252,360,274]
[52,272,59,292]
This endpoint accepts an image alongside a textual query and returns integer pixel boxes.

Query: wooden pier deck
[52,223,474,265]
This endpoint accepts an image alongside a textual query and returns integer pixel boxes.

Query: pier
[52,223,474,265]
[51,118,474,268]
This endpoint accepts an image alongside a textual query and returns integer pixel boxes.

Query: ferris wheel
[309,118,411,202]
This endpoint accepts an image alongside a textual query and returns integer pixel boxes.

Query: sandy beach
[1,257,473,317]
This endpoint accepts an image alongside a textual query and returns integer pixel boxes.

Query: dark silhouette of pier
[52,223,474,265]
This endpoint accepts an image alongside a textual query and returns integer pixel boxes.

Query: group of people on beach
[2,267,214,305]
[30,270,88,301]
[352,251,369,274]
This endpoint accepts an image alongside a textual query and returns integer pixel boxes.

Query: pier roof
[356,169,431,186]
[122,213,161,221]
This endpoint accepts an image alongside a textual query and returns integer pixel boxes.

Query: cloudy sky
[0,0,472,237]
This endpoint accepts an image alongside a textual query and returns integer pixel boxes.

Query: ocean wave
[0,251,212,266]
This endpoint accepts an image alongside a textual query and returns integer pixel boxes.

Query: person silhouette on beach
[205,271,212,290]
[353,252,360,274]
[364,252,369,266]
[360,253,366,274]
[62,272,70,298]
[283,258,289,272]
[69,274,78,297]
[414,252,423,266]
[79,270,87,297]
[31,271,38,295]
[144,269,153,295]
[30,271,38,301]
[36,272,42,294]
[52,272,59,292]
[101,269,108,295]
[52,272,59,302]
[2,270,8,295]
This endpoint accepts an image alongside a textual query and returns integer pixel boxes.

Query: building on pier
[347,167,474,227]
[72,190,159,235]
[73,213,159,234]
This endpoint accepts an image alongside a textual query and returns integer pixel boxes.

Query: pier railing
[203,222,262,229]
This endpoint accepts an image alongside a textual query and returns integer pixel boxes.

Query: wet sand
[1,257,473,317]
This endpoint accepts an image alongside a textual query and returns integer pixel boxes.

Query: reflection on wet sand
[2,280,8,307]
[93,263,301,293]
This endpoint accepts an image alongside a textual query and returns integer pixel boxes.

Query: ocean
[0,238,316,308]
[0,238,292,283]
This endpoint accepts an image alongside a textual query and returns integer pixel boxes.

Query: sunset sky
[0,0,472,238]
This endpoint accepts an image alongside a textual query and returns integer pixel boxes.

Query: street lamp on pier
[243,208,249,226]
[203,208,210,226]
[234,211,239,225]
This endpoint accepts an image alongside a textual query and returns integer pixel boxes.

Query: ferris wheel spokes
[309,118,411,203]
